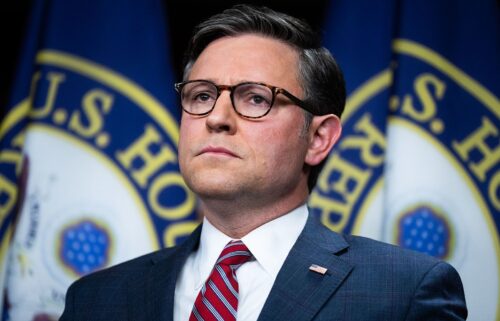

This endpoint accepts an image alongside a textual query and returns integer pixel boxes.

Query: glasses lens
[181,81,218,115]
[233,83,273,118]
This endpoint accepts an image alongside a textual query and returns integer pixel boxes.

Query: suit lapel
[257,215,353,321]
[127,225,202,321]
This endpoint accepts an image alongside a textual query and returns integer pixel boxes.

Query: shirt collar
[241,204,308,276]
[194,204,308,288]
[195,217,233,289]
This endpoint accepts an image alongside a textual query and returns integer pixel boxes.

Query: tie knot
[216,240,252,269]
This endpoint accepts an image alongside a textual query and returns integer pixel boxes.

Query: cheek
[178,120,195,166]
[250,125,306,171]
[179,117,200,144]
[179,116,192,137]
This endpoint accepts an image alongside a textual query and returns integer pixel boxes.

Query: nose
[205,91,237,133]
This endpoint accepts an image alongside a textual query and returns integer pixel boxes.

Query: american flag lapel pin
[309,264,328,275]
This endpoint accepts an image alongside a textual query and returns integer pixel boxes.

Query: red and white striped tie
[189,240,252,321]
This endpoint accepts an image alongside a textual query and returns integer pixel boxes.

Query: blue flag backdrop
[0,0,198,319]
[312,1,499,320]
[2,1,499,320]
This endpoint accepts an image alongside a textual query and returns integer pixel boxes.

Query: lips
[198,146,240,158]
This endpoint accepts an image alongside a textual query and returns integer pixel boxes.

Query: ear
[305,114,342,166]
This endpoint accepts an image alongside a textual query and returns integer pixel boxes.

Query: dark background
[0,0,330,119]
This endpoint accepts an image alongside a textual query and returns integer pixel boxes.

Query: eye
[237,84,272,108]
[193,92,214,103]
[249,94,269,106]
[184,83,217,104]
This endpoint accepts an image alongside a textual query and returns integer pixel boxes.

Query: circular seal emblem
[1,50,199,319]
[310,39,499,320]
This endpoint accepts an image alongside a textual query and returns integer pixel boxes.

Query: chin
[185,174,241,199]
[194,185,242,201]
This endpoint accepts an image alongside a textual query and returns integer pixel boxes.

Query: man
[60,5,467,321]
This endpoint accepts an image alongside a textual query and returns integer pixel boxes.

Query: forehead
[188,34,301,91]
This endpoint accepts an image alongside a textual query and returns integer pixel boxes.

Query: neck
[198,195,308,239]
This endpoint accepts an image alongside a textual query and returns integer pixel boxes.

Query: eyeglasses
[174,80,315,119]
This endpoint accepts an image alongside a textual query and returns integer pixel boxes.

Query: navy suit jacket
[60,214,467,320]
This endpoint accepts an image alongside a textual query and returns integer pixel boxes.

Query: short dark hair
[182,4,346,192]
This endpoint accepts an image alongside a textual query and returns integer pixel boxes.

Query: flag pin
[309,264,328,275]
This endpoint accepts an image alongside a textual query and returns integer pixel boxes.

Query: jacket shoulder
[344,233,441,266]
[59,246,179,320]
[340,233,466,319]
[72,245,177,288]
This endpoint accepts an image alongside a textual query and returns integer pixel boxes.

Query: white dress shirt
[173,204,308,321]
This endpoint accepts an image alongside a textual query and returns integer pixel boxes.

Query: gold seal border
[0,49,188,262]
[36,49,181,143]
[393,39,500,117]
[346,39,499,320]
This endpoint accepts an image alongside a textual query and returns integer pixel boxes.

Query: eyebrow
[189,78,265,86]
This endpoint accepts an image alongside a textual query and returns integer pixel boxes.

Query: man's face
[178,34,311,206]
